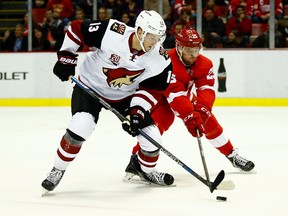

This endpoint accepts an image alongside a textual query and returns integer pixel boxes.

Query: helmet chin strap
[136,30,148,52]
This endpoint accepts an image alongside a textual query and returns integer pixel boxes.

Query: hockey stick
[196,129,235,192]
[70,76,230,192]
[196,130,212,191]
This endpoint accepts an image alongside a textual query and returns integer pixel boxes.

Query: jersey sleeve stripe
[70,20,84,43]
[198,85,215,91]
[131,90,158,110]
[167,91,187,103]
[131,97,153,111]
[67,30,82,46]
[135,90,158,105]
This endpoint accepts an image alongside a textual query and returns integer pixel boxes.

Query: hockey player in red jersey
[124,28,255,182]
[41,10,175,194]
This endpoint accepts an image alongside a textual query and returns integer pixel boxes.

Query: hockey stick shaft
[196,130,213,192]
[138,128,211,186]
[70,76,223,191]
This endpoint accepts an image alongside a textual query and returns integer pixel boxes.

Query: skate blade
[240,169,257,174]
[123,172,152,185]
[227,169,257,175]
[41,188,50,196]
[123,172,137,181]
[122,173,176,187]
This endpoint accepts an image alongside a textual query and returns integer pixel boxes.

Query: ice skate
[123,154,146,183]
[123,154,174,186]
[227,148,255,172]
[41,167,65,195]
[125,154,139,176]
[141,170,174,186]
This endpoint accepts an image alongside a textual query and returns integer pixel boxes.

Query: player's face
[143,33,162,51]
[181,46,200,65]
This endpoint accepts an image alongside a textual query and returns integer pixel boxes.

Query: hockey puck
[216,196,227,201]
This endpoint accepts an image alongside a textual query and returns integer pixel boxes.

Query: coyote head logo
[103,67,144,87]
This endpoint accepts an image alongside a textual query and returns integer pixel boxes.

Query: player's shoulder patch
[110,22,126,35]
[159,46,169,60]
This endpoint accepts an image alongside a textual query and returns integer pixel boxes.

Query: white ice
[1,106,288,216]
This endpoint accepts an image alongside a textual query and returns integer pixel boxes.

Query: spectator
[1,24,28,52]
[277,18,288,39]
[72,7,91,51]
[173,0,197,22]
[201,31,216,48]
[22,12,38,37]
[77,0,93,19]
[102,0,122,19]
[44,8,54,23]
[40,8,54,28]
[46,7,68,50]
[170,8,195,37]
[22,13,29,37]
[32,25,51,51]
[223,29,249,48]
[252,20,286,48]
[32,0,48,8]
[202,7,226,47]
[228,0,254,19]
[144,0,171,28]
[74,6,86,20]
[47,0,75,20]
[120,0,143,26]
[119,11,134,27]
[97,6,110,21]
[253,0,283,23]
[163,23,184,49]
[40,8,57,48]
[224,4,252,46]
[203,0,223,18]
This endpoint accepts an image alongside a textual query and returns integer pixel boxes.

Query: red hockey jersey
[164,48,215,120]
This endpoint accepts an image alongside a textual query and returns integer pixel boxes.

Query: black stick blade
[210,170,225,193]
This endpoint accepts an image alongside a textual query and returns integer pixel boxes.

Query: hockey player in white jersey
[41,10,174,194]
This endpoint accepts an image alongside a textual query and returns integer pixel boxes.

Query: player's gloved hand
[183,111,205,137]
[122,106,153,137]
[194,104,212,125]
[53,51,78,82]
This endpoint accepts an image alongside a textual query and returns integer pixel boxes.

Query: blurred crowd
[1,0,288,52]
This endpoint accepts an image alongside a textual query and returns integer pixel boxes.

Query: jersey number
[206,68,214,80]
[169,73,176,83]
[89,23,101,32]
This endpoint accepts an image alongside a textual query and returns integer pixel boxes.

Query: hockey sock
[54,130,84,170]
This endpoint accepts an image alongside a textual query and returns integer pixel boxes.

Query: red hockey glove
[53,51,78,82]
[183,112,205,137]
[122,106,154,137]
[194,104,212,125]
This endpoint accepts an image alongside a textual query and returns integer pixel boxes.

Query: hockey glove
[195,104,212,125]
[122,106,154,137]
[53,51,78,82]
[183,111,205,137]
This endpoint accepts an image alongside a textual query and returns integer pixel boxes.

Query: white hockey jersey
[60,19,172,111]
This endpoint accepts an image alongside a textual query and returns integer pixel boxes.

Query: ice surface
[1,106,288,216]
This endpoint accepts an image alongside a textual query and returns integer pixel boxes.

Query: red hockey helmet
[176,28,202,48]
[175,28,202,65]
